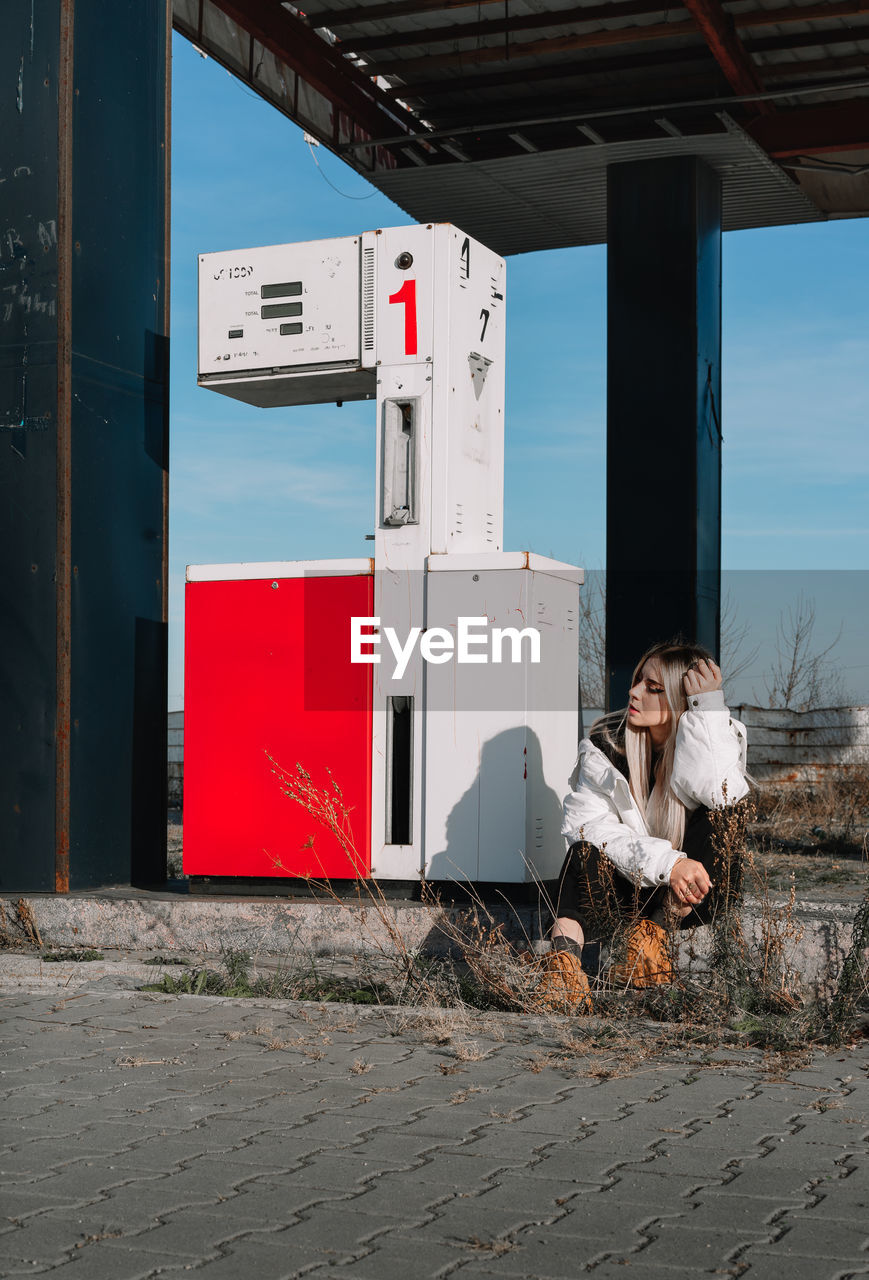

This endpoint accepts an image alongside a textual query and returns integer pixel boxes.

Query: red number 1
[388,279,418,356]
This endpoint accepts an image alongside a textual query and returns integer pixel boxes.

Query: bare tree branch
[720,589,760,686]
[760,594,847,710]
[577,567,606,710]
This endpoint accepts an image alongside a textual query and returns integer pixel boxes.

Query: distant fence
[732,704,869,784]
[168,710,183,806]
[165,705,869,803]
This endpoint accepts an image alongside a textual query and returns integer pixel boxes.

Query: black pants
[554,804,747,937]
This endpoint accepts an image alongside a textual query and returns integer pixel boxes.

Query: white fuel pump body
[191,224,581,886]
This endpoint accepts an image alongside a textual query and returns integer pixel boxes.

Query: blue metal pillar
[605,157,722,710]
[0,1,170,890]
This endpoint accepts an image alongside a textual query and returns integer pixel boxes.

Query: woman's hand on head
[683,657,722,698]
[669,857,712,906]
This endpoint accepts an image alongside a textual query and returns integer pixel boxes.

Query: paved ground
[1,974,868,1280]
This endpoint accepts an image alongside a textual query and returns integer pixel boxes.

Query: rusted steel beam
[352,0,869,53]
[384,43,709,95]
[347,0,672,51]
[747,97,869,154]
[747,24,869,55]
[392,55,866,107]
[424,88,725,132]
[680,0,772,112]
[385,23,869,96]
[207,0,419,143]
[371,11,869,74]
[312,0,869,28]
[308,0,504,26]
[738,0,869,26]
[369,19,698,74]
[763,51,869,79]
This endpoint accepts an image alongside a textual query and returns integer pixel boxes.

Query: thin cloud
[172,454,370,515]
[725,528,869,537]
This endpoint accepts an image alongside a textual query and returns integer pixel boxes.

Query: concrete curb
[2,889,866,989]
[0,892,543,960]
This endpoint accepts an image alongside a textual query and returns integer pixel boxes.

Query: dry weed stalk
[15,899,42,949]
[266,754,420,988]
[263,758,867,1048]
[827,881,869,1044]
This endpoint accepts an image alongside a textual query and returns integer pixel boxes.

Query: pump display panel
[198,235,375,407]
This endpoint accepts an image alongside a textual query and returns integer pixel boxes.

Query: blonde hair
[591,640,716,853]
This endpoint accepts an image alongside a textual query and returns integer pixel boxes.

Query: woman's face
[627,660,672,734]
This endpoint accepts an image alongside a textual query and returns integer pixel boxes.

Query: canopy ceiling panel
[174,0,869,250]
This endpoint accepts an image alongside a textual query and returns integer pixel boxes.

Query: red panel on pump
[183,573,373,878]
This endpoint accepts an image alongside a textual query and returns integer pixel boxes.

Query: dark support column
[0,1,170,891]
[605,157,722,710]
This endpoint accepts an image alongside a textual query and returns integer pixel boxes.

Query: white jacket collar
[577,737,628,796]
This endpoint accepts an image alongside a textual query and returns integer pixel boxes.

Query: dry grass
[141,762,869,1056]
[449,1086,483,1104]
[0,899,44,951]
[453,1041,488,1062]
[752,766,869,860]
[464,1236,518,1256]
[114,1054,185,1068]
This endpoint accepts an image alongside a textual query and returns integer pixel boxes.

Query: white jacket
[562,690,749,889]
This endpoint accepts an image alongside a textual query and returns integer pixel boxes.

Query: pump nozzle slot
[385,696,413,846]
[381,398,419,528]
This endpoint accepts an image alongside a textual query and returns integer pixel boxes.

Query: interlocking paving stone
[759,1217,869,1258]
[174,1237,321,1278]
[387,1151,534,1184]
[436,1225,618,1276]
[276,1207,417,1250]
[0,1247,184,1279]
[562,1262,702,1277]
[741,1250,869,1279]
[730,1139,863,1171]
[4,1163,165,1201]
[0,1211,125,1267]
[397,1202,540,1244]
[240,1150,422,1188]
[613,1145,759,1176]
[684,1188,813,1228]
[322,1233,471,1276]
[441,1129,561,1162]
[346,1130,472,1162]
[1,1187,106,1221]
[2,985,868,1279]
[338,1176,457,1217]
[457,1176,601,1215]
[625,1221,774,1267]
[121,1211,306,1257]
[212,1179,355,1219]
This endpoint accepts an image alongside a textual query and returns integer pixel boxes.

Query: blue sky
[169,35,869,708]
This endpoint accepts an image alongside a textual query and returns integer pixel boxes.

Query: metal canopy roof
[173,0,869,253]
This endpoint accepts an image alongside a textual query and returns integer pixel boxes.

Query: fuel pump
[185,224,582,887]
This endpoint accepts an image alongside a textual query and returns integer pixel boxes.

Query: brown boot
[537,950,593,1013]
[609,918,674,988]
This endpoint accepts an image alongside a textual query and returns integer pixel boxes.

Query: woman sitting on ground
[541,641,749,1010]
